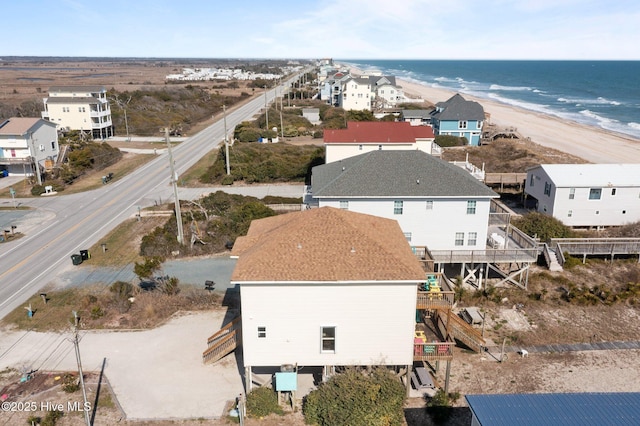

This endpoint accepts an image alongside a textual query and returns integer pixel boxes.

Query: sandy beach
[347,65,640,164]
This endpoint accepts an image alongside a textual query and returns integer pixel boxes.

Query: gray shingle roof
[48,85,107,93]
[402,109,432,119]
[312,150,497,198]
[44,97,100,104]
[432,93,484,121]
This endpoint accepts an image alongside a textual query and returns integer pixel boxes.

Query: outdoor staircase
[543,243,564,272]
[202,316,241,364]
[55,144,69,168]
[434,310,485,353]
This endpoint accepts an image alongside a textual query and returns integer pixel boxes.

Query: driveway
[0,310,244,420]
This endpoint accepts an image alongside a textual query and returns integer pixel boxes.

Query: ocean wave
[558,96,622,106]
[579,109,619,124]
[489,84,533,91]
[627,122,640,130]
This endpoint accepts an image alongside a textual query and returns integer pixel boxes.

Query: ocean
[340,60,640,140]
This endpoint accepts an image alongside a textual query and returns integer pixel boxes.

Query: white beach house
[230,207,425,392]
[525,163,640,228]
[311,150,499,250]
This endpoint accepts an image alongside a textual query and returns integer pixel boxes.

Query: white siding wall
[320,198,491,250]
[526,168,640,227]
[551,186,640,227]
[46,103,93,131]
[241,282,418,367]
[525,168,557,215]
[325,143,426,163]
[341,81,371,111]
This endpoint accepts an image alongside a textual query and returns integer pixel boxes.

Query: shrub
[303,367,405,426]
[61,373,79,393]
[31,184,45,196]
[512,212,577,242]
[246,387,283,418]
[435,135,467,147]
[90,305,104,319]
[41,410,64,426]
[426,389,456,424]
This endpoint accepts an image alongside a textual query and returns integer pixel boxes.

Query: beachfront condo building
[41,86,114,140]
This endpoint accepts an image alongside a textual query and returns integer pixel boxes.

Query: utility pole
[29,133,42,185]
[165,128,184,245]
[223,105,230,175]
[264,85,269,130]
[112,95,132,142]
[71,311,91,426]
[280,110,284,138]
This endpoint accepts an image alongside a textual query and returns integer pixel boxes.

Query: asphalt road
[0,74,303,320]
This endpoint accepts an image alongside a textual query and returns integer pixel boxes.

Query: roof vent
[342,166,345,171]
[416,179,420,184]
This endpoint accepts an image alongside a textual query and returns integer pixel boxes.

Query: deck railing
[413,341,455,362]
[416,291,454,309]
[203,317,241,364]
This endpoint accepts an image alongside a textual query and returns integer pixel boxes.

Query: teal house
[430,94,485,146]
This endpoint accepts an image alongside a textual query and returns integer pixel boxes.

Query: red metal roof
[324,121,434,143]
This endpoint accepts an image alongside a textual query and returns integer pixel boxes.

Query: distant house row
[318,70,405,111]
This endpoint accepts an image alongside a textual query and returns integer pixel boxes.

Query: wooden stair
[435,310,485,353]
[202,317,241,364]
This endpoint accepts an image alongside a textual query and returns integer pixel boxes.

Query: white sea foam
[558,96,622,106]
[579,109,619,124]
[489,84,532,91]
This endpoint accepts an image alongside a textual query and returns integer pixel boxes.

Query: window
[321,326,336,352]
[378,145,382,150]
[426,200,433,210]
[455,232,464,246]
[568,210,573,217]
[467,232,477,246]
[589,188,602,200]
[530,175,535,187]
[466,200,476,215]
[596,210,600,215]
[477,121,482,129]
[358,144,363,150]
[258,326,266,338]
[51,141,56,150]
[394,200,403,215]
[39,144,45,151]
[611,188,617,196]
[458,120,468,129]
[544,182,551,196]
[339,200,349,210]
[403,232,412,242]
[569,188,575,199]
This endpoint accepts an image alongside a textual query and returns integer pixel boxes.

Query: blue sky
[2,0,639,59]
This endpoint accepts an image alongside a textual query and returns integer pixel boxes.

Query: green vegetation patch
[303,367,406,426]
[199,142,324,184]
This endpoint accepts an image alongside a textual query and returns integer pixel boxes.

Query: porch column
[405,364,412,397]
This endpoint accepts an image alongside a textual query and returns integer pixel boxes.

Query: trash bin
[71,254,83,265]
[80,249,90,261]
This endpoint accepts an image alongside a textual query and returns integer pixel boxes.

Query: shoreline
[345,64,640,164]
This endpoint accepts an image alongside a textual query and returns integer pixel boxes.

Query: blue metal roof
[465,393,640,426]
